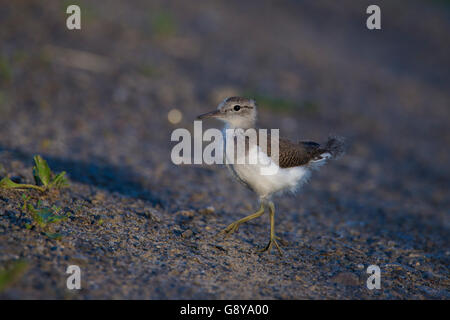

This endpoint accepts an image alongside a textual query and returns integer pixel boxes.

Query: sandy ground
[0,0,449,299]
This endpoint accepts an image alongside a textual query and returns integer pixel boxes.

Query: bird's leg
[221,203,265,236]
[258,201,283,255]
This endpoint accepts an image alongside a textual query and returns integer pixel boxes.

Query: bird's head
[197,97,257,129]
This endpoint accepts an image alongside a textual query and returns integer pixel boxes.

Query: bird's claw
[274,236,288,246]
[258,237,283,256]
[218,222,240,238]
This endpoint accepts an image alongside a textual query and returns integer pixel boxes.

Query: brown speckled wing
[263,136,326,168]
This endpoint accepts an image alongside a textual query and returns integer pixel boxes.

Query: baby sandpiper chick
[198,97,344,255]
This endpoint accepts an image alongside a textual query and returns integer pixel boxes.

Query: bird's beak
[197,110,221,120]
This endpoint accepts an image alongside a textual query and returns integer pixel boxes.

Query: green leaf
[152,11,176,37]
[0,177,22,189]
[1,155,67,192]
[0,177,46,192]
[49,171,68,188]
[21,194,30,211]
[44,232,63,240]
[26,204,67,228]
[32,155,51,187]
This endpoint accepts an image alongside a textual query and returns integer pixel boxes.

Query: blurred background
[0,0,449,299]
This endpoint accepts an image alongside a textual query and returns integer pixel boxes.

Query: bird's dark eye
[233,105,241,111]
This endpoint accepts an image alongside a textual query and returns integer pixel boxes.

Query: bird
[197,96,345,255]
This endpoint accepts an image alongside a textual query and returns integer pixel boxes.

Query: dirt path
[0,0,449,299]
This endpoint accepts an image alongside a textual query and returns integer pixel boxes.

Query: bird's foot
[274,236,289,247]
[220,221,241,237]
[217,205,265,238]
[258,236,283,256]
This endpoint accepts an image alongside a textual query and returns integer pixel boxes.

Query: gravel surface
[0,0,449,299]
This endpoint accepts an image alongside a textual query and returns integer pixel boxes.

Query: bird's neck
[223,123,256,132]
[223,118,256,130]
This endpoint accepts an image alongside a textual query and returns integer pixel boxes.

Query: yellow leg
[221,203,265,236]
[258,201,283,255]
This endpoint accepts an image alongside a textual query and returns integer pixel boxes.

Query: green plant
[138,63,159,77]
[23,196,68,229]
[22,195,67,239]
[0,260,29,292]
[0,155,68,192]
[0,55,12,83]
[151,11,176,37]
[44,232,63,240]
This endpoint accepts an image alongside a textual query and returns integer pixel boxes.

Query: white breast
[226,142,311,198]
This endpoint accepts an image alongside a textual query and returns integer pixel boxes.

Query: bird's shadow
[0,145,164,207]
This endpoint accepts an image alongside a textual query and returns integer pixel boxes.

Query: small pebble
[331,272,360,286]
[178,210,194,217]
[199,206,215,214]
[182,229,193,238]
